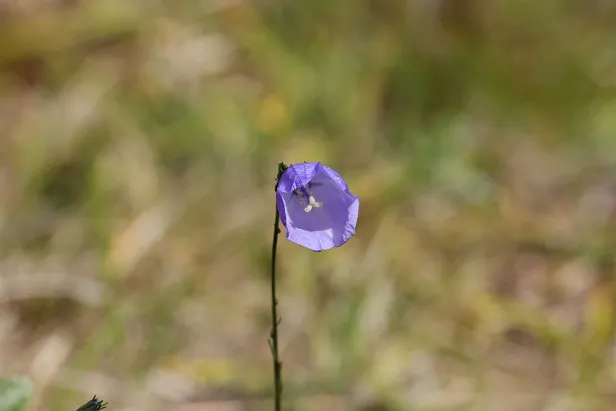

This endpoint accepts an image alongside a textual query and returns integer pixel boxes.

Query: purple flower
[276,162,359,251]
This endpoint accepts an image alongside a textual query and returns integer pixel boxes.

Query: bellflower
[276,162,359,251]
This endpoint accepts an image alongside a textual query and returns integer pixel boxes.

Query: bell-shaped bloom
[276,162,359,251]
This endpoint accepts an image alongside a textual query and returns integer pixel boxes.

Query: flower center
[292,183,324,212]
[304,195,323,212]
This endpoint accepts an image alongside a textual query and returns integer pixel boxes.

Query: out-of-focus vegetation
[0,377,31,411]
[2,0,616,410]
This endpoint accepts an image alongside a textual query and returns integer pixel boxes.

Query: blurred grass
[2,0,616,410]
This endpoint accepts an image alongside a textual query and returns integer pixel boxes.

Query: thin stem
[270,162,287,411]
[270,207,282,411]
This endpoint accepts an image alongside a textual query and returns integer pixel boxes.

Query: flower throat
[292,182,323,212]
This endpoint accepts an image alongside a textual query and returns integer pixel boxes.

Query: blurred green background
[1,0,616,410]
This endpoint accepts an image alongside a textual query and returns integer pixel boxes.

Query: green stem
[270,162,287,411]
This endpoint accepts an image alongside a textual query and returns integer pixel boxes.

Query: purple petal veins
[276,162,359,251]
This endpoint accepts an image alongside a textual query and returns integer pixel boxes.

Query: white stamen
[304,195,323,212]
[312,199,323,208]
